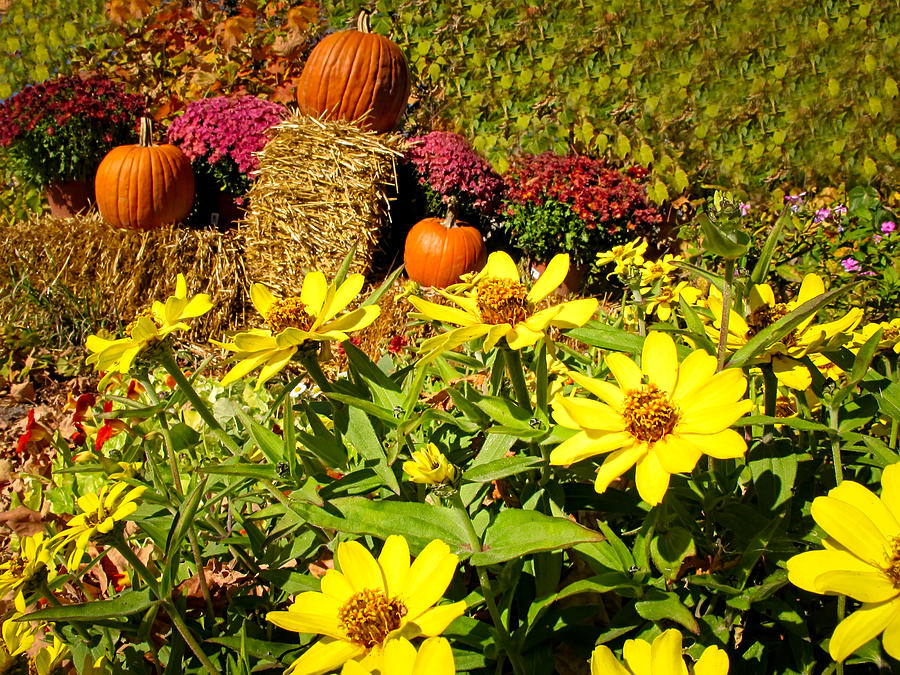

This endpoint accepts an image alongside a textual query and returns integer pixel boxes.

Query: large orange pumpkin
[95,117,194,230]
[296,11,410,133]
[404,200,487,288]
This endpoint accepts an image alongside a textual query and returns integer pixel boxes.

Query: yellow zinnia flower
[590,629,729,674]
[403,444,457,486]
[0,617,34,668]
[706,273,862,390]
[408,251,598,360]
[217,272,380,388]
[267,535,465,675]
[596,237,648,278]
[340,637,455,675]
[0,532,54,602]
[786,463,900,662]
[642,281,702,322]
[52,482,146,567]
[86,274,213,376]
[640,253,683,287]
[851,319,900,354]
[550,331,753,505]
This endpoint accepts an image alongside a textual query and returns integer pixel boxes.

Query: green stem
[716,260,736,372]
[829,405,843,487]
[158,351,241,455]
[449,493,527,675]
[836,595,846,675]
[188,528,216,627]
[630,286,646,337]
[762,363,778,437]
[112,539,160,597]
[156,412,184,495]
[37,583,93,643]
[502,347,531,411]
[299,347,332,394]
[165,600,223,675]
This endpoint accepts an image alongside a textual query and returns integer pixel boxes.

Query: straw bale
[241,113,405,294]
[0,212,250,340]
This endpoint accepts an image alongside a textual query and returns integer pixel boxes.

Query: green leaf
[727,283,856,368]
[650,527,695,580]
[566,321,644,354]
[462,455,543,483]
[472,395,532,428]
[473,509,603,565]
[330,497,471,556]
[634,589,699,633]
[677,296,717,354]
[343,406,400,494]
[750,208,788,284]
[697,213,749,259]
[207,635,300,663]
[199,463,280,480]
[25,588,155,622]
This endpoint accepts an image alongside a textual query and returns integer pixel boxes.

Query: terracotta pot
[530,259,588,296]
[45,179,95,218]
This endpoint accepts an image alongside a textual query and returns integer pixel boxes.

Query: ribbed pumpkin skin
[404,217,487,288]
[95,142,194,230]
[296,23,410,133]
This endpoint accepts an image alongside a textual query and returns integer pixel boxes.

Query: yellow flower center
[885,537,900,588]
[338,588,407,649]
[265,297,316,334]
[775,395,796,418]
[622,384,679,444]
[747,302,797,345]
[476,278,529,325]
[84,511,103,527]
[7,556,25,578]
[28,656,38,675]
[125,308,162,338]
[883,325,899,341]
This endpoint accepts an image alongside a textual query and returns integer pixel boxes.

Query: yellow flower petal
[590,646,631,675]
[622,636,652,673]
[653,435,704,474]
[829,480,900,542]
[679,429,747,459]
[829,597,900,662]
[483,324,512,352]
[221,351,276,387]
[320,570,355,603]
[402,540,458,619]
[641,331,678,393]
[797,273,825,305]
[378,535,411,600]
[340,661,371,675]
[650,629,685,675]
[606,352,643,391]
[811,496,891,565]
[322,306,382,334]
[407,600,466,637]
[179,294,214,319]
[286,637,366,675]
[749,283,776,310]
[594,444,645,494]
[408,296,478,327]
[635,448,672,506]
[672,350,718,403]
[338,540,386,593]
[881,610,900,661]
[250,283,276,317]
[267,594,344,639]
[771,355,812,390]
[485,251,519,280]
[549,430,633,465]
[549,298,599,328]
[693,645,729,675]
[320,274,366,324]
[527,253,569,304]
[301,271,328,317]
[234,332,279,351]
[382,637,417,673]
[815,568,899,603]
[505,324,545,350]
[569,371,625,409]
[880,464,900,524]
[256,347,297,388]
[678,399,754,435]
[553,397,625,432]
[413,637,455,675]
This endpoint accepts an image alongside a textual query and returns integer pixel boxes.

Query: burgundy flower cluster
[166,96,288,175]
[504,152,661,234]
[405,131,505,216]
[0,75,143,147]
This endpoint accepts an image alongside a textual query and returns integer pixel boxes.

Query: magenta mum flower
[841,258,861,273]
[881,221,896,234]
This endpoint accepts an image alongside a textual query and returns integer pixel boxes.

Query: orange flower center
[883,325,899,341]
[338,588,407,649]
[7,556,25,578]
[125,308,162,338]
[884,537,900,588]
[265,297,315,334]
[747,302,797,345]
[775,394,796,418]
[622,384,679,444]
[476,278,529,325]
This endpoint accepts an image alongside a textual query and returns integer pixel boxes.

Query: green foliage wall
[0,0,107,100]
[325,0,899,199]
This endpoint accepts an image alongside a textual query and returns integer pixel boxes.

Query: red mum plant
[503,152,663,273]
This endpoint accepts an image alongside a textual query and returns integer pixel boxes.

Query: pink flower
[882,221,896,234]
[841,258,861,273]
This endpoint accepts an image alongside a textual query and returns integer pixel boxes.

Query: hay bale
[241,113,405,293]
[0,213,250,340]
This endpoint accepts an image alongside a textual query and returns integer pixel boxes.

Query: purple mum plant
[167,96,288,197]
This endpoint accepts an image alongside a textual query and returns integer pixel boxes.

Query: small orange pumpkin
[404,200,487,288]
[296,11,410,133]
[95,117,194,230]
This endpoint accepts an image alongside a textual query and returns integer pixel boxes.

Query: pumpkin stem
[139,117,154,148]
[441,196,458,229]
[356,10,369,33]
